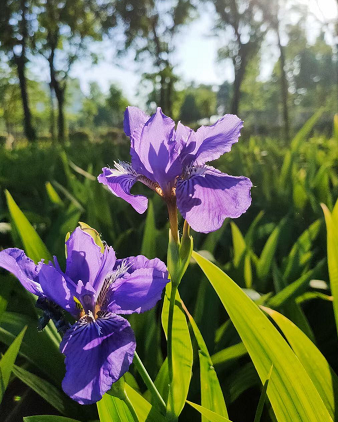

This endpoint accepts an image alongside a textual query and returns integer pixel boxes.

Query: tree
[0,0,36,140]
[35,0,108,142]
[115,0,196,115]
[211,0,267,115]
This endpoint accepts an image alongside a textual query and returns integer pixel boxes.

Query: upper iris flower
[98,107,252,234]
[0,227,169,404]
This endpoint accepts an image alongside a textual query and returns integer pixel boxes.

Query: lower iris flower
[0,227,169,404]
[98,106,252,234]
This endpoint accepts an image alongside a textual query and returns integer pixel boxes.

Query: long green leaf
[5,190,52,263]
[13,365,79,417]
[186,401,232,422]
[253,366,273,422]
[24,417,81,422]
[161,283,193,418]
[256,218,286,286]
[211,343,247,368]
[193,251,333,422]
[124,383,166,422]
[0,312,63,384]
[0,326,26,403]
[97,393,135,422]
[262,306,338,419]
[182,301,228,420]
[322,203,338,336]
[231,222,246,267]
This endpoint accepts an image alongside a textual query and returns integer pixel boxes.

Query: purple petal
[130,108,182,193]
[105,256,169,314]
[98,166,148,214]
[60,313,135,404]
[38,264,78,316]
[177,166,252,233]
[92,246,116,295]
[0,248,43,296]
[181,115,243,166]
[123,106,150,137]
[66,228,103,285]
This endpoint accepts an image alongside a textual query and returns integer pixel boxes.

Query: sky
[31,0,338,106]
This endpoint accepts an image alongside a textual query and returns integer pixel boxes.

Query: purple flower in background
[0,227,169,404]
[98,107,252,233]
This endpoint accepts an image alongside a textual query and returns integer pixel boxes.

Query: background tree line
[0,0,337,143]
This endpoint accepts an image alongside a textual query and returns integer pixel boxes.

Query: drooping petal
[38,264,78,316]
[123,106,150,137]
[130,108,182,193]
[66,228,103,286]
[98,166,148,214]
[180,115,243,166]
[0,248,43,296]
[177,166,252,233]
[60,313,135,405]
[105,256,169,314]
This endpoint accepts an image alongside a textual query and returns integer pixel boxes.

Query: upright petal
[177,166,252,233]
[66,228,103,285]
[180,115,243,166]
[98,166,148,214]
[38,264,78,316]
[0,248,43,296]
[105,256,169,314]
[92,246,116,295]
[130,108,182,192]
[60,313,135,404]
[123,106,150,137]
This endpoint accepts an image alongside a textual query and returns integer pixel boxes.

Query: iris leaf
[262,306,338,419]
[182,301,228,420]
[0,326,26,403]
[186,401,232,422]
[5,190,52,263]
[322,203,338,337]
[193,251,333,422]
[161,283,193,418]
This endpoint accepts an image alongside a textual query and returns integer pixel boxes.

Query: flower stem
[133,351,166,414]
[167,200,179,244]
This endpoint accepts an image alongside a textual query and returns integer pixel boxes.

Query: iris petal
[123,106,150,137]
[180,115,243,166]
[130,108,182,192]
[66,228,102,286]
[0,248,43,296]
[177,166,252,233]
[98,166,148,214]
[60,313,135,404]
[38,264,78,316]
[105,255,169,314]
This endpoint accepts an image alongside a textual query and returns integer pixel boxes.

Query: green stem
[133,351,166,414]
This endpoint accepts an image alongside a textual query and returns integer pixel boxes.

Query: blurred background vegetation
[1,0,338,421]
[0,0,337,143]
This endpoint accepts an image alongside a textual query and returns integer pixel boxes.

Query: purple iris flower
[0,227,169,404]
[98,107,252,233]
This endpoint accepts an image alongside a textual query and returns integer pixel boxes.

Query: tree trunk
[15,0,36,141]
[277,29,290,141]
[15,54,36,141]
[49,47,66,144]
[49,83,56,142]
[54,82,66,143]
[231,53,247,115]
